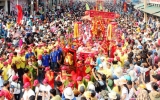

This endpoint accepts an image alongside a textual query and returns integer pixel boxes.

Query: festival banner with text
[89,10,115,18]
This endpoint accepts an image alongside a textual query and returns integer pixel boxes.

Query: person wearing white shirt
[101,57,107,69]
[127,81,135,99]
[33,80,45,100]
[10,75,21,100]
[7,64,18,83]
[42,79,52,100]
[22,82,35,100]
[32,24,36,33]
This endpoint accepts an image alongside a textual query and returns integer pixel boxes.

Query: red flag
[16,5,23,24]
[123,2,127,12]
[114,0,116,5]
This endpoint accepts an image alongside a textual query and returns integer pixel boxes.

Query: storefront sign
[89,10,115,18]
[149,0,160,4]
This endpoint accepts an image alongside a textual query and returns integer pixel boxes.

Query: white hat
[99,64,103,68]
[129,70,137,82]
[114,67,123,78]
[100,57,105,60]
[64,87,74,99]
[109,91,117,99]
[88,84,95,91]
[114,79,120,86]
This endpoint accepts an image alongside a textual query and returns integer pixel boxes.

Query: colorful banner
[16,5,23,24]
[89,10,115,18]
[149,0,160,4]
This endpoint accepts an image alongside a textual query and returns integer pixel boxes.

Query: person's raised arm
[92,68,98,81]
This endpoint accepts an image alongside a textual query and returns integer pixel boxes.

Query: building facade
[0,0,70,14]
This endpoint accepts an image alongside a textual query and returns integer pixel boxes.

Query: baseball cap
[84,74,91,80]
[12,75,19,81]
[23,82,30,88]
[43,78,48,84]
[76,76,82,81]
[33,80,39,86]
[45,67,50,71]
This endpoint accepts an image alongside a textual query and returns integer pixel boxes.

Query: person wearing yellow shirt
[50,89,61,100]
[2,62,9,81]
[77,76,85,91]
[84,74,93,88]
[112,79,121,95]
[6,22,12,30]
[12,52,22,81]
[120,52,126,67]
[7,59,11,70]
[19,50,26,81]
[48,44,53,53]
[35,45,43,59]
[97,64,107,75]
[12,52,21,69]
[0,58,4,69]
[43,44,50,54]
[106,61,114,78]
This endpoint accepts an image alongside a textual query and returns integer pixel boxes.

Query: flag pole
[17,0,18,5]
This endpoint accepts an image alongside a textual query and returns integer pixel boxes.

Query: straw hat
[119,77,127,85]
[108,91,117,99]
[84,91,91,99]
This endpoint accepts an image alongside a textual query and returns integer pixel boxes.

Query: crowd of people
[0,1,159,100]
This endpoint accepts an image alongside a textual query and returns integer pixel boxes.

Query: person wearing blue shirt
[50,47,58,71]
[56,46,62,61]
[42,50,50,67]
[25,48,34,60]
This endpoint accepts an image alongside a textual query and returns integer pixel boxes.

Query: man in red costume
[110,40,117,58]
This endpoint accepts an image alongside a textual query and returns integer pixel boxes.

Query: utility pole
[48,0,52,10]
[31,0,34,15]
[144,0,147,22]
[44,0,46,17]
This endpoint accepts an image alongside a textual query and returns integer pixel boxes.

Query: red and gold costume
[45,71,54,88]
[64,52,74,66]
[110,44,117,58]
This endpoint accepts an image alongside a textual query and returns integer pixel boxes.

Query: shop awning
[134,3,144,9]
[141,6,160,14]
[153,12,160,17]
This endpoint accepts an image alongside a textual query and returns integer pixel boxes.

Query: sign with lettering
[89,10,115,18]
[149,0,160,4]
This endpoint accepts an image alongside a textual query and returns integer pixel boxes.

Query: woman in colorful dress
[23,68,32,86]
[45,67,54,88]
